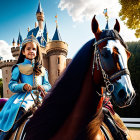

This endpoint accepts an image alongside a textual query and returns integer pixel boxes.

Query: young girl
[0,35,51,139]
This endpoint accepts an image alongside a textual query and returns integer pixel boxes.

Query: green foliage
[113,41,140,117]
[0,78,3,98]
[119,0,140,38]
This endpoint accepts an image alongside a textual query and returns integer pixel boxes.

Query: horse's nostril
[118,89,126,99]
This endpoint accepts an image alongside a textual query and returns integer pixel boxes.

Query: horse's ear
[91,15,101,38]
[114,19,120,33]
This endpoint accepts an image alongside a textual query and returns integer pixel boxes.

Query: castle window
[57,57,60,64]
[6,70,8,74]
[6,78,8,82]
[57,69,60,76]
[7,90,9,94]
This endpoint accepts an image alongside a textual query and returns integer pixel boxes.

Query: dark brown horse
[2,16,136,140]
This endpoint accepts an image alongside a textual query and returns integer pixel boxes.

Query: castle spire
[12,38,16,47]
[36,0,43,13]
[52,15,62,41]
[105,19,109,29]
[36,0,44,30]
[55,14,58,28]
[103,8,109,30]
[0,56,3,61]
[43,22,48,42]
[17,31,23,46]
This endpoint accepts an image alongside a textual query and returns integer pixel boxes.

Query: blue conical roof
[36,1,43,13]
[12,38,15,43]
[17,32,23,44]
[105,20,109,30]
[43,22,47,41]
[52,26,62,41]
[0,56,3,61]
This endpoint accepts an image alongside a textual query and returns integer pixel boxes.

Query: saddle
[3,108,33,140]
[102,107,130,140]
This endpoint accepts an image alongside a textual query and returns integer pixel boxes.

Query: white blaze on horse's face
[104,40,135,107]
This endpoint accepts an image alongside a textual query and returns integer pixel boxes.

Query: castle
[0,1,72,98]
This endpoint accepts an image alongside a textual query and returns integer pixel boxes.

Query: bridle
[92,36,130,101]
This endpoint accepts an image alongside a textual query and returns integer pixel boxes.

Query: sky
[0,0,139,78]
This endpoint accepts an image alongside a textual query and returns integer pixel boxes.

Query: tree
[119,0,140,38]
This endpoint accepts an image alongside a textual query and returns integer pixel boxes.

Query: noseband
[93,36,130,98]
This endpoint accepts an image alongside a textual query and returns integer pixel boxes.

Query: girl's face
[22,42,37,60]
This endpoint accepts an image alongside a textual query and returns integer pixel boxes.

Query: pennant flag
[103,8,109,19]
[55,14,58,18]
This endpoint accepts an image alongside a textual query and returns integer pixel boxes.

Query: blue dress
[0,58,51,132]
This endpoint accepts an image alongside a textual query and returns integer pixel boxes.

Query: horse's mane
[25,39,97,139]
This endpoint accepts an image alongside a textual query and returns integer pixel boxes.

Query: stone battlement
[46,41,68,57]
[0,60,17,69]
[11,47,20,58]
[11,47,20,52]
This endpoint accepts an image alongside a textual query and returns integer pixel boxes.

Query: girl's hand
[37,85,47,98]
[37,85,45,92]
[23,84,32,92]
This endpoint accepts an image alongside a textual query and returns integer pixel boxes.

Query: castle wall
[0,60,17,98]
[66,58,72,67]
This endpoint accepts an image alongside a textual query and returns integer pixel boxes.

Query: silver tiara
[22,34,40,47]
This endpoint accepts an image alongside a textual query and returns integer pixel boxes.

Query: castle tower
[11,32,22,60]
[36,1,44,30]
[12,38,16,47]
[45,21,68,85]
[0,60,17,98]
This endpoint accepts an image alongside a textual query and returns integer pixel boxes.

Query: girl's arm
[42,70,51,92]
[8,65,26,93]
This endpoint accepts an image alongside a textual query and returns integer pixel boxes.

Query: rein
[92,36,130,104]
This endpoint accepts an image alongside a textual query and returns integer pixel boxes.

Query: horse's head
[91,16,135,108]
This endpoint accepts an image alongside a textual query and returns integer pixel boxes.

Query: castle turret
[0,60,17,98]
[45,20,68,85]
[17,31,23,47]
[36,1,44,30]
[12,38,16,47]
[11,32,21,60]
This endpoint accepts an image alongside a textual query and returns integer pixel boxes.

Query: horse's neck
[51,56,104,140]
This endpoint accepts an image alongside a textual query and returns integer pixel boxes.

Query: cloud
[0,40,14,60]
[58,0,121,22]
[58,0,139,42]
